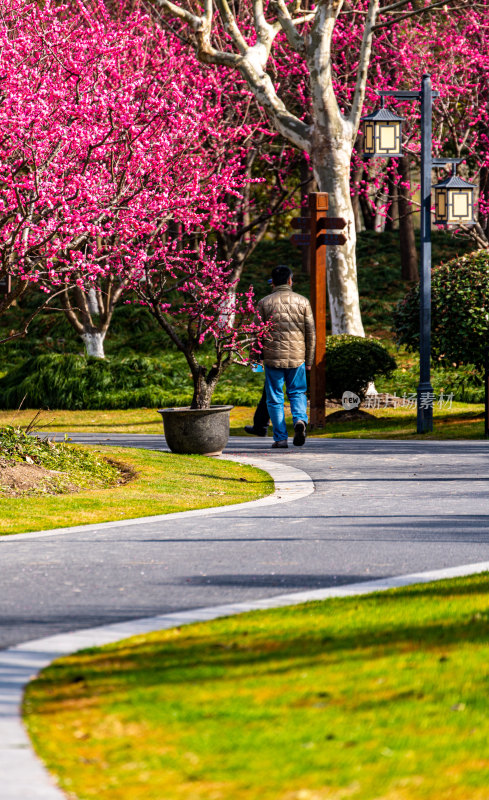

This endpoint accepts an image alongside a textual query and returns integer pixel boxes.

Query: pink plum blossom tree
[0,0,245,355]
[340,5,489,260]
[150,0,470,335]
[0,0,270,405]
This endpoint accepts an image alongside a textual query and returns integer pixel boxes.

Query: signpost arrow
[321,217,347,230]
[317,232,347,246]
[291,216,347,231]
[291,217,311,231]
[290,233,311,247]
[292,232,347,247]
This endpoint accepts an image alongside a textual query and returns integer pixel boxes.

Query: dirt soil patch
[0,456,135,497]
[0,458,76,496]
[325,409,377,423]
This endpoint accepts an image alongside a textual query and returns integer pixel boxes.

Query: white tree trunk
[312,138,365,336]
[87,286,99,315]
[217,288,236,330]
[156,0,383,339]
[81,331,106,358]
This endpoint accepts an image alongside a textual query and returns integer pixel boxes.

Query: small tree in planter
[130,242,270,411]
[127,241,270,454]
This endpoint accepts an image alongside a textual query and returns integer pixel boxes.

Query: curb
[0,455,314,542]
[2,560,489,799]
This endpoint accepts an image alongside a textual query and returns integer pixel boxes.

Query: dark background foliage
[0,231,479,409]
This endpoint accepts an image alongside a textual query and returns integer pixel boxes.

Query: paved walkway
[2,435,489,799]
[2,436,489,649]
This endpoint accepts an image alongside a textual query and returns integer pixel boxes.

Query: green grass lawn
[24,572,489,800]
[0,445,273,535]
[315,402,487,439]
[0,408,168,434]
[0,403,486,439]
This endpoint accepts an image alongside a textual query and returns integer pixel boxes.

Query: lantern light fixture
[434,163,475,226]
[361,98,404,158]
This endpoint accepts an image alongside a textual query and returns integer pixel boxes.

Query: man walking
[256,265,316,448]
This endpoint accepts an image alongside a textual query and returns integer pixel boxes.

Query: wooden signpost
[290,193,348,427]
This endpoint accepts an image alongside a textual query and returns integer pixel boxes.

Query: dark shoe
[244,425,268,437]
[293,420,307,447]
[271,440,288,449]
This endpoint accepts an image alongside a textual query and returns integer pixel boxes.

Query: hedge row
[0,337,396,409]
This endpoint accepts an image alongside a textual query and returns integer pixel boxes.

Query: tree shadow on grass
[29,574,489,707]
[193,473,270,483]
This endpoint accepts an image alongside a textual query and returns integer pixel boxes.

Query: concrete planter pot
[158,405,234,456]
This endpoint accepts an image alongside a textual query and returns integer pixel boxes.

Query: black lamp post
[362,73,475,433]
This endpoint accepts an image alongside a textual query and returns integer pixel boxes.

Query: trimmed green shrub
[393,249,489,368]
[326,335,397,400]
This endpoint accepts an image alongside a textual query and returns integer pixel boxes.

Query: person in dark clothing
[244,386,269,437]
[245,276,272,438]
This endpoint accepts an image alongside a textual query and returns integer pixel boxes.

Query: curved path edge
[1,455,314,541]
[2,559,489,799]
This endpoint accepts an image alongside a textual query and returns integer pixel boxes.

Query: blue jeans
[264,363,308,442]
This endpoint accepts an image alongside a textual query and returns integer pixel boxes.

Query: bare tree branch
[214,0,249,53]
[373,0,470,30]
[272,0,308,53]
[252,0,280,45]
[0,286,72,346]
[349,0,380,136]
[154,0,203,29]
[155,0,311,150]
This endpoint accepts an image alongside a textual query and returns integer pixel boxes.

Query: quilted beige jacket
[256,285,316,368]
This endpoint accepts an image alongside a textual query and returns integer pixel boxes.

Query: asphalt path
[1,435,489,650]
